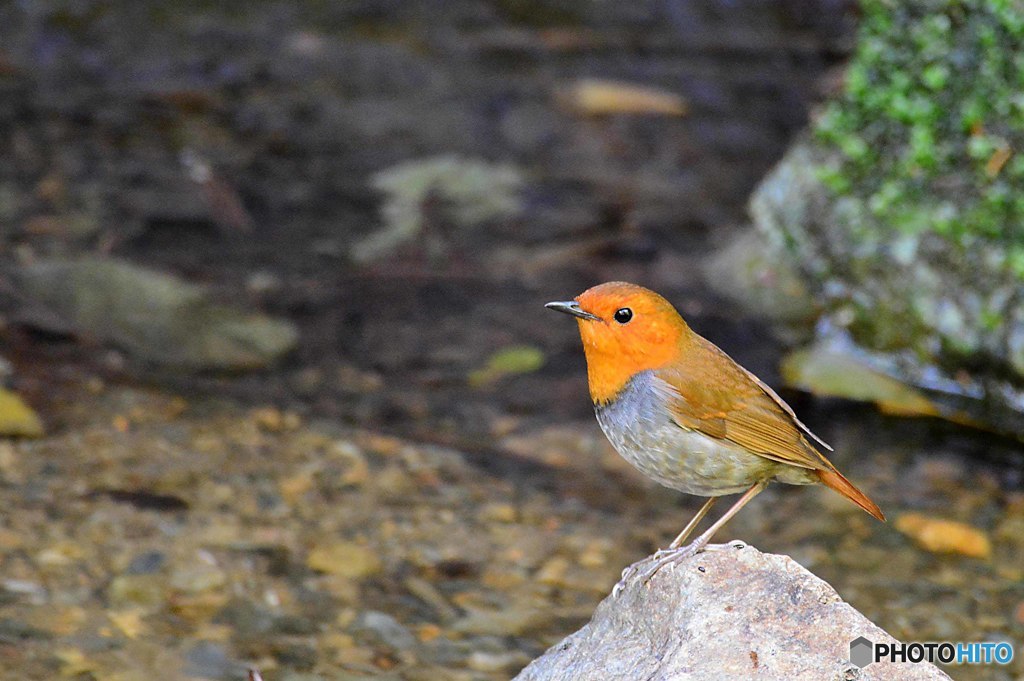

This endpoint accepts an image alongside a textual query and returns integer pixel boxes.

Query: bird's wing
[654,335,834,471]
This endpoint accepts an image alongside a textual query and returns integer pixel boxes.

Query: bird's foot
[612,564,636,598]
[612,539,747,597]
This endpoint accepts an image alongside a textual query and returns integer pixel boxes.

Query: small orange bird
[546,282,884,578]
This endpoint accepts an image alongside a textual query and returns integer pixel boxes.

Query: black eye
[614,307,633,324]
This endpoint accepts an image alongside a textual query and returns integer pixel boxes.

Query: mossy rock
[740,0,1024,436]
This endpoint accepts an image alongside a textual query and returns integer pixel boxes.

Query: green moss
[815,0,1024,253]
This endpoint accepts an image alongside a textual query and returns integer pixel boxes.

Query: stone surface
[720,0,1024,438]
[15,257,298,371]
[514,544,951,681]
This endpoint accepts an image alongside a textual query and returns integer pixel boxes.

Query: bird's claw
[612,564,637,597]
[637,544,700,584]
[612,544,700,596]
[612,539,748,597]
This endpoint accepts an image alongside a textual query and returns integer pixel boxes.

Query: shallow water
[1,383,1021,680]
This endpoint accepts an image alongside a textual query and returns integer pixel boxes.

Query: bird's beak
[545,300,602,322]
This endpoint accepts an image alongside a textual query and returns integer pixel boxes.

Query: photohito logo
[848,637,1014,668]
[849,637,873,668]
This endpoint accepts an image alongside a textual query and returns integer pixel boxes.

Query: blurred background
[0,1,1021,679]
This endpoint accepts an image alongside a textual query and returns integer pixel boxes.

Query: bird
[546,281,884,583]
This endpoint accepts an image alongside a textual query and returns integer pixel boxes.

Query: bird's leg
[614,496,718,597]
[668,496,717,549]
[636,480,768,586]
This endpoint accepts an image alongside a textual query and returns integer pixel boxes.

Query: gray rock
[352,610,418,651]
[15,256,298,371]
[514,545,950,681]
[352,155,523,263]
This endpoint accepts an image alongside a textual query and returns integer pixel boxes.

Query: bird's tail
[816,468,885,521]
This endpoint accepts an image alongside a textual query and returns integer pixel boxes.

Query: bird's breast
[594,370,786,496]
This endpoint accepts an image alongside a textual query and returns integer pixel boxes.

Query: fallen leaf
[0,388,44,437]
[55,648,93,677]
[469,345,545,388]
[560,79,687,117]
[782,345,939,417]
[108,609,147,639]
[280,470,316,504]
[986,145,1012,177]
[896,513,992,559]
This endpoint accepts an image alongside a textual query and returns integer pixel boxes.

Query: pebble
[535,557,570,585]
[477,502,518,523]
[329,440,370,486]
[373,465,417,498]
[403,576,458,620]
[107,574,166,612]
[465,649,533,673]
[107,609,147,638]
[307,541,382,579]
[124,551,166,575]
[352,611,417,651]
[577,539,611,567]
[453,607,552,637]
[170,562,228,593]
[252,406,302,432]
[183,641,238,679]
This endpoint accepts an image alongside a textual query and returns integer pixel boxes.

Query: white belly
[594,371,813,496]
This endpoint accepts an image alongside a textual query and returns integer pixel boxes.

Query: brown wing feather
[656,336,835,471]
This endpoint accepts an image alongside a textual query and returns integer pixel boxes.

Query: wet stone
[452,606,554,637]
[467,650,534,673]
[124,551,167,575]
[182,640,239,679]
[213,599,276,637]
[271,641,320,670]
[306,541,383,579]
[170,562,228,594]
[352,611,418,651]
[0,618,53,641]
[107,574,166,612]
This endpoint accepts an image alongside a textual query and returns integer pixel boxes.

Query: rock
[169,561,228,594]
[306,541,382,579]
[721,1,1024,438]
[452,606,552,637]
[107,574,166,613]
[701,229,817,331]
[15,257,298,371]
[514,545,950,681]
[353,156,523,262]
[182,640,242,679]
[124,551,166,575]
[352,611,417,651]
[466,650,533,673]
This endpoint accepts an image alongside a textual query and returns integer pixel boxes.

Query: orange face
[570,282,688,404]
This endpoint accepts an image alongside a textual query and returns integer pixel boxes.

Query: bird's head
[546,282,690,404]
